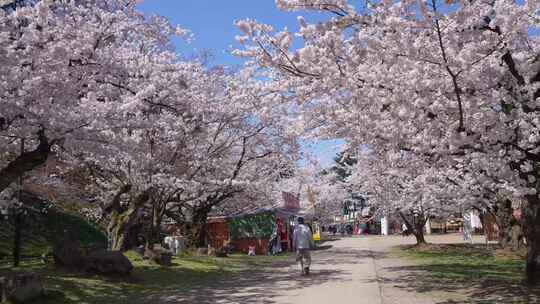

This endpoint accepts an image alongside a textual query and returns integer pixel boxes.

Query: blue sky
[138,1,345,167]
[138,1,330,67]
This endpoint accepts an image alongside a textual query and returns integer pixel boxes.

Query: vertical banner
[282,191,300,210]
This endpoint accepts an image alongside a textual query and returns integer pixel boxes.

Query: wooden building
[205,191,301,255]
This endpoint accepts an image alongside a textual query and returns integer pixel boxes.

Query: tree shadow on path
[153,243,351,304]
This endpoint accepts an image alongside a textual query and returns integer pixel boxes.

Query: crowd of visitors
[326,218,374,236]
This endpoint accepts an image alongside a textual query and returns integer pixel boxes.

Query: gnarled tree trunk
[184,191,239,248]
[493,199,514,248]
[0,129,52,193]
[487,199,524,251]
[400,211,428,246]
[185,205,213,248]
[105,186,150,251]
[144,196,169,251]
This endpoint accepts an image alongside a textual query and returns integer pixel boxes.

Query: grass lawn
[395,243,540,303]
[396,243,525,284]
[0,252,291,304]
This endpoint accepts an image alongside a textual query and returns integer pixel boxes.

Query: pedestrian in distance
[293,217,315,276]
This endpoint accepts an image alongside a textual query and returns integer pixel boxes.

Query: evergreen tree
[325,152,365,216]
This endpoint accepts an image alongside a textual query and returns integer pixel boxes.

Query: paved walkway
[271,237,382,304]
[159,234,485,304]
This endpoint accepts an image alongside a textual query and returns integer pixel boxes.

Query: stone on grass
[215,248,228,258]
[52,238,85,269]
[84,250,133,276]
[206,245,227,257]
[0,272,44,304]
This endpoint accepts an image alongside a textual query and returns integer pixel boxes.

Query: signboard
[230,211,276,240]
[282,191,300,210]
[361,207,370,217]
[313,222,321,242]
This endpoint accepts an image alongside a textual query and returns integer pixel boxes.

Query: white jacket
[293,224,314,250]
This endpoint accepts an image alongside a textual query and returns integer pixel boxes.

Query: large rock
[215,246,228,258]
[52,238,84,269]
[84,250,133,276]
[0,272,44,304]
[206,246,227,257]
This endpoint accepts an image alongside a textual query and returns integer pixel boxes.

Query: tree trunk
[145,198,168,251]
[107,189,150,251]
[526,232,540,285]
[145,203,163,251]
[493,200,514,248]
[0,129,51,194]
[413,221,427,245]
[144,227,155,251]
[183,192,236,248]
[144,203,155,251]
[476,209,486,234]
[399,211,427,246]
[110,216,144,251]
[186,205,212,248]
[125,223,143,250]
[523,196,540,285]
[12,210,21,267]
[109,210,142,251]
[413,231,426,245]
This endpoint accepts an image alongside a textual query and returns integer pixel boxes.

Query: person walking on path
[293,217,315,275]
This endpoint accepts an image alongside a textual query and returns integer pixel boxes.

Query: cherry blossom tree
[160,70,299,248]
[0,0,188,194]
[0,0,201,252]
[350,149,470,244]
[236,0,540,283]
[64,62,299,250]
